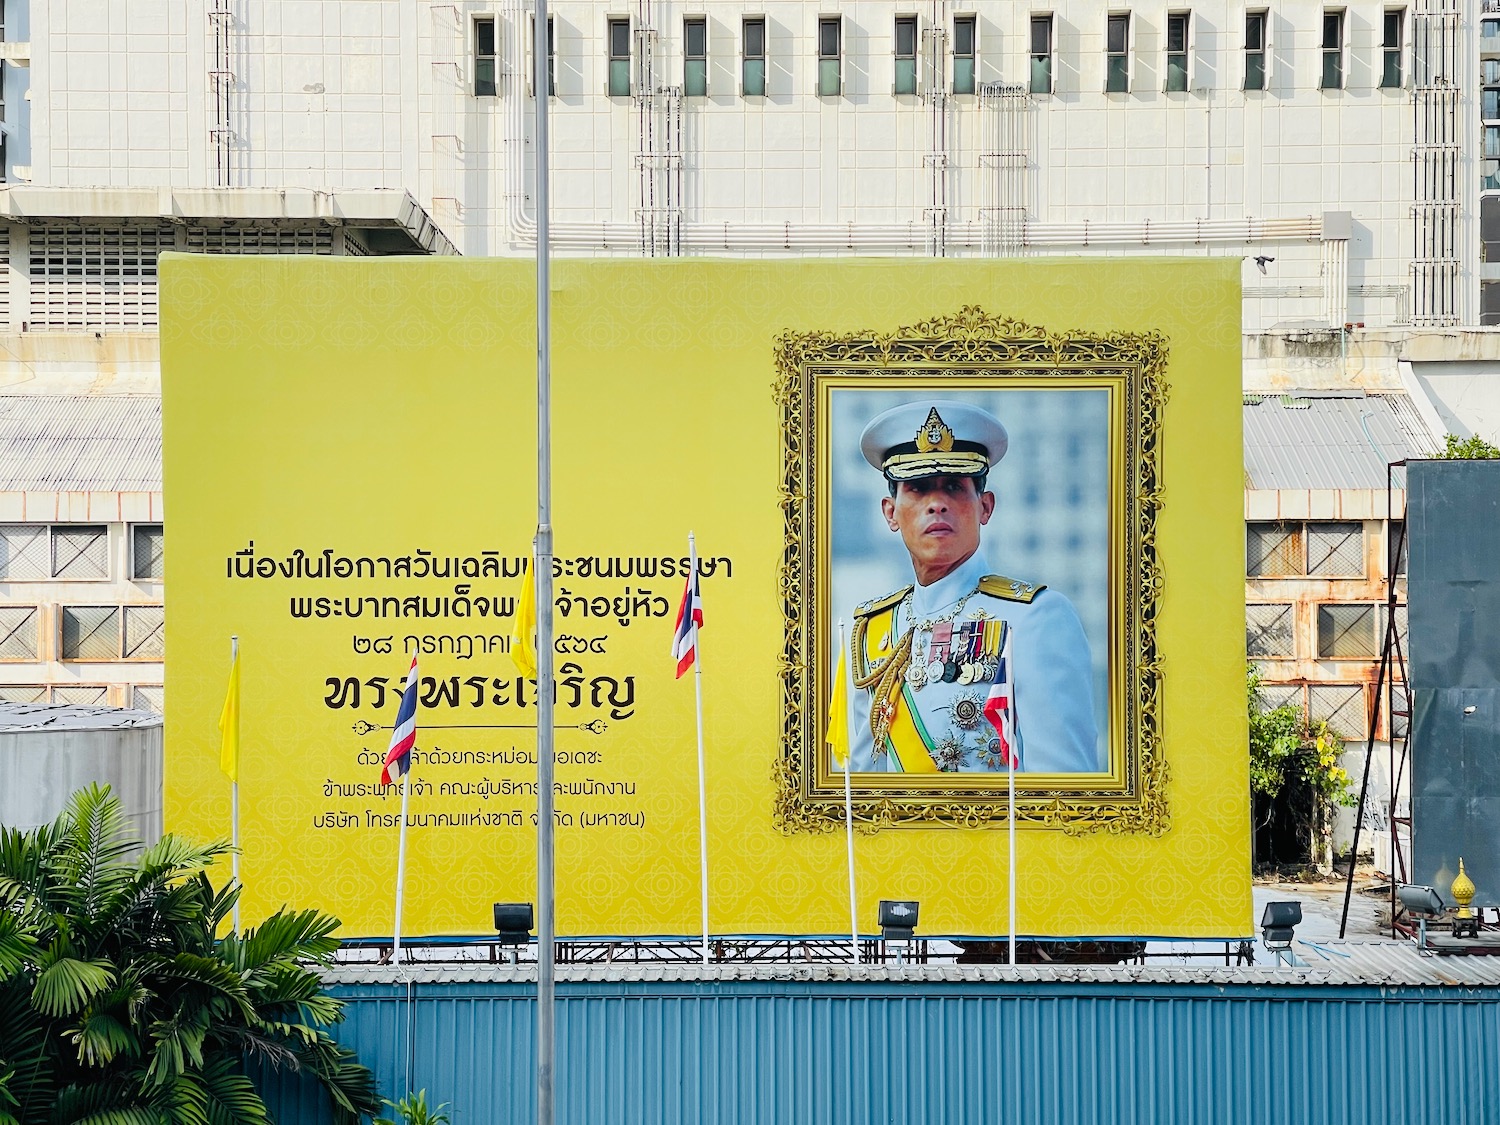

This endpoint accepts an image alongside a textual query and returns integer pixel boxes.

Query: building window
[1382,603,1409,655]
[1306,522,1364,577]
[952,15,976,94]
[817,16,841,96]
[0,686,47,703]
[1105,12,1130,93]
[132,524,164,581]
[1317,604,1377,659]
[1030,14,1053,94]
[52,685,110,706]
[1165,12,1189,91]
[894,15,918,95]
[1247,521,1364,578]
[1247,522,1302,577]
[1320,9,1344,90]
[1386,520,1407,577]
[0,524,111,581]
[529,15,555,97]
[474,17,497,97]
[1381,9,1403,88]
[132,685,165,714]
[608,17,631,97]
[1244,10,1266,90]
[683,17,707,96]
[742,17,766,96]
[0,605,38,660]
[60,605,164,662]
[1246,604,1294,658]
[1488,126,1500,160]
[1310,683,1365,740]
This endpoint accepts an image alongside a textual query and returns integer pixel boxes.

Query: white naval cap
[858,400,1009,482]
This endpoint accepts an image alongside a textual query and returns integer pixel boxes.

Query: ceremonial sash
[854,601,939,773]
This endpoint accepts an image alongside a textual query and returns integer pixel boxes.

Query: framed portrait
[773,307,1169,834]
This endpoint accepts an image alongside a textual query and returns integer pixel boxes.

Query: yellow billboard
[161,257,1249,938]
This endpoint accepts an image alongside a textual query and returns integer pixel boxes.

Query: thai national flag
[380,658,419,786]
[671,543,703,679]
[982,629,1018,770]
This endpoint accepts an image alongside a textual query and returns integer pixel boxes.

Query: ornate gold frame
[772,307,1170,835]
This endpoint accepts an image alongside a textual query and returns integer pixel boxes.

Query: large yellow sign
[161,257,1249,938]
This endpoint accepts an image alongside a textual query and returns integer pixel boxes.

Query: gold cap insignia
[914,408,955,453]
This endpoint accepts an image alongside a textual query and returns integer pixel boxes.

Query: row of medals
[904,618,998,691]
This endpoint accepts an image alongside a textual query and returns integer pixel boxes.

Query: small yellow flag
[510,560,538,679]
[218,652,240,784]
[827,644,849,769]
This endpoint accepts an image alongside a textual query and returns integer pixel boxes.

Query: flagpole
[1008,753,1017,967]
[393,771,410,959]
[690,532,710,965]
[229,634,240,934]
[532,0,557,1117]
[838,620,858,965]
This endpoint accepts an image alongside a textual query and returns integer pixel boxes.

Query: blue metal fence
[261,977,1500,1125]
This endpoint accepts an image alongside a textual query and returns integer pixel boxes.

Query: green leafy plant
[1438,433,1500,459]
[1248,665,1355,810]
[0,784,378,1125]
[375,1089,450,1125]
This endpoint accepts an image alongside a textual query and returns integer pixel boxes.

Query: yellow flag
[218,652,240,783]
[827,644,849,769]
[510,560,538,679]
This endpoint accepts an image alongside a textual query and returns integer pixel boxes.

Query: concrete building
[0,1,1495,858]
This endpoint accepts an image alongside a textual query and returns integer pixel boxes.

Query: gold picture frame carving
[772,306,1170,835]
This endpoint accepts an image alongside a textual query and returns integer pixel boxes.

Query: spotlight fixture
[493,902,535,946]
[878,899,920,943]
[1260,901,1301,960]
[1396,884,1445,949]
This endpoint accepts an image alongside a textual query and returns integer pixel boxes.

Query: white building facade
[0,0,1492,849]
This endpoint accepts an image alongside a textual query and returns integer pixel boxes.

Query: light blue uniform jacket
[843,552,1100,774]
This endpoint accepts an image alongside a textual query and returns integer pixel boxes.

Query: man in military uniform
[841,400,1099,774]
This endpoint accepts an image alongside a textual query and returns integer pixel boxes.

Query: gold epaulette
[853,585,912,619]
[979,574,1045,603]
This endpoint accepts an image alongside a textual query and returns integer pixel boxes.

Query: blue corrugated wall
[260,979,1500,1125]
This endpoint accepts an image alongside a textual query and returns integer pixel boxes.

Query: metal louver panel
[51,685,109,705]
[0,606,39,659]
[122,606,164,660]
[1307,522,1364,577]
[1318,604,1377,658]
[61,606,120,660]
[52,526,109,579]
[1246,604,1294,657]
[1253,682,1304,715]
[131,685,164,714]
[1247,523,1302,576]
[133,526,164,580]
[1310,683,1366,739]
[0,525,48,580]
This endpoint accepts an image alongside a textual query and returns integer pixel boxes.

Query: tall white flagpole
[690,532,710,965]
[838,620,858,965]
[229,634,240,934]
[1008,750,1017,967]
[392,771,411,959]
[533,0,557,1118]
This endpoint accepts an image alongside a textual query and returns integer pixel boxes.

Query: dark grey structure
[1408,459,1500,907]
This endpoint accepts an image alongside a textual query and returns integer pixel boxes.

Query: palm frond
[67,1012,137,1069]
[194,1059,265,1125]
[0,914,37,981]
[49,1080,162,1125]
[237,913,339,973]
[31,957,115,1019]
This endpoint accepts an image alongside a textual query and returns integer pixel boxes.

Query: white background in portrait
[829,387,1111,770]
